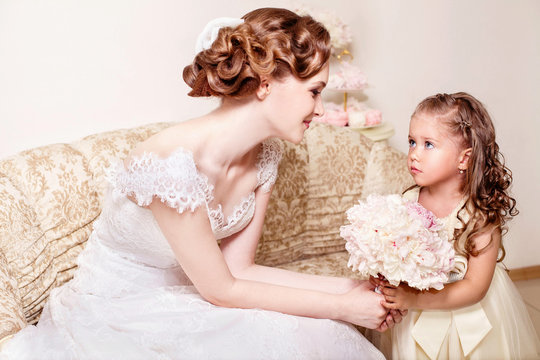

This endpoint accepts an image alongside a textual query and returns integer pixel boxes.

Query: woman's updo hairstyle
[183,7,331,98]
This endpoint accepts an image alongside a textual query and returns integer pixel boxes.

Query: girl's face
[263,63,329,144]
[407,112,466,189]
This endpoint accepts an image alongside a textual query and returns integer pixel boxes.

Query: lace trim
[208,193,255,230]
[107,139,281,229]
[257,138,283,192]
[209,139,280,232]
[107,148,214,214]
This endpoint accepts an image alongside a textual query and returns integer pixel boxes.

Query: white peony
[340,194,455,290]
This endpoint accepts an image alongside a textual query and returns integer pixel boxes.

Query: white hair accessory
[195,17,244,53]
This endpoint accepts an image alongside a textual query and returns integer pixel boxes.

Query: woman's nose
[314,97,325,117]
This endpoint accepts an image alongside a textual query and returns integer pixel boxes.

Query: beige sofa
[0,121,412,344]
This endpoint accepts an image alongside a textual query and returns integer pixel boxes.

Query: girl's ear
[459,148,472,170]
[255,76,271,100]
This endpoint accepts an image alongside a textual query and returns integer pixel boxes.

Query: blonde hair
[411,92,518,261]
[183,8,331,98]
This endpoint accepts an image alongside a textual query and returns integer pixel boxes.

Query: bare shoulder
[127,118,204,161]
[473,226,501,253]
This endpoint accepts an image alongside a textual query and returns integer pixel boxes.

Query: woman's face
[264,64,329,144]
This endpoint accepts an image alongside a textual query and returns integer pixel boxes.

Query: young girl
[378,92,540,359]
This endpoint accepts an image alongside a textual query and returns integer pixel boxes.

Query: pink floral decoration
[313,102,348,126]
[328,62,368,90]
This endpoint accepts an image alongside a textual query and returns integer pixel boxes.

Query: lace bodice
[95,138,282,268]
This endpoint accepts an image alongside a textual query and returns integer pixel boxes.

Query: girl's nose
[409,147,419,161]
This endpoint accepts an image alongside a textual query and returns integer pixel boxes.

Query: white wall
[1,0,538,269]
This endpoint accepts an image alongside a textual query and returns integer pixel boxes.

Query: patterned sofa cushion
[277,250,358,279]
[0,249,26,342]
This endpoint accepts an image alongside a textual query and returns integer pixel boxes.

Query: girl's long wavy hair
[183,8,331,98]
[411,92,518,261]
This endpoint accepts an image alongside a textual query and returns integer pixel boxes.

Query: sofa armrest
[361,141,414,198]
[0,250,26,343]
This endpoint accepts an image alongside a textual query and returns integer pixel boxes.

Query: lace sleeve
[108,149,211,214]
[257,138,283,193]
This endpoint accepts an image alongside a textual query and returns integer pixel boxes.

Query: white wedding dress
[1,139,384,360]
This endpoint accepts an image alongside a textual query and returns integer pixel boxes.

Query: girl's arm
[219,186,359,294]
[149,196,389,330]
[380,228,500,310]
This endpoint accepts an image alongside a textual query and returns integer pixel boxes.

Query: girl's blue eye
[408,139,416,147]
[425,141,434,149]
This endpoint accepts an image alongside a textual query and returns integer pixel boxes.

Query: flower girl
[377,92,540,359]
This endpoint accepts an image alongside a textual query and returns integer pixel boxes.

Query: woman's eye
[311,89,321,97]
[425,141,434,149]
[408,139,416,147]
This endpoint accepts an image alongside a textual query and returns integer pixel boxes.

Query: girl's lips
[303,120,312,129]
[410,166,421,174]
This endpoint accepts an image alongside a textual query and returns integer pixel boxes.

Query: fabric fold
[411,303,492,359]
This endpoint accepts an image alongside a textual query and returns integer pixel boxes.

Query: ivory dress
[1,139,384,360]
[388,187,540,360]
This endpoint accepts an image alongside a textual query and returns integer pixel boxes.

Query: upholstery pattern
[278,250,366,280]
[361,141,414,198]
[0,250,25,340]
[0,121,411,342]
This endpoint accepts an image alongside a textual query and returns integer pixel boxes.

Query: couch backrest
[0,121,412,340]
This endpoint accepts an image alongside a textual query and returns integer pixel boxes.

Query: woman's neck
[197,97,273,170]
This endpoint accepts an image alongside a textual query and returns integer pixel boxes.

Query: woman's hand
[376,308,408,332]
[339,280,389,329]
[379,281,420,310]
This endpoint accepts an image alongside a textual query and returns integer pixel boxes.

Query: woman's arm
[380,228,500,311]
[219,186,359,294]
[149,198,388,329]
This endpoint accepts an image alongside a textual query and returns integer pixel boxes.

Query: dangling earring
[459,169,465,174]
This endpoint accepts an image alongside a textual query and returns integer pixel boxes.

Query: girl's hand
[379,281,420,310]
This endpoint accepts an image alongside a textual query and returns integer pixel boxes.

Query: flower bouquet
[340,194,455,291]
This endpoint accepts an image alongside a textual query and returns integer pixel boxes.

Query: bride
[1,7,403,359]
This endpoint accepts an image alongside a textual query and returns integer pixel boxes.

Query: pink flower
[405,201,438,230]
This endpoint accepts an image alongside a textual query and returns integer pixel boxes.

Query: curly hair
[411,92,518,261]
[182,8,331,98]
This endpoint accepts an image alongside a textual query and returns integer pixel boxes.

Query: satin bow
[411,303,492,359]
[411,256,491,359]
